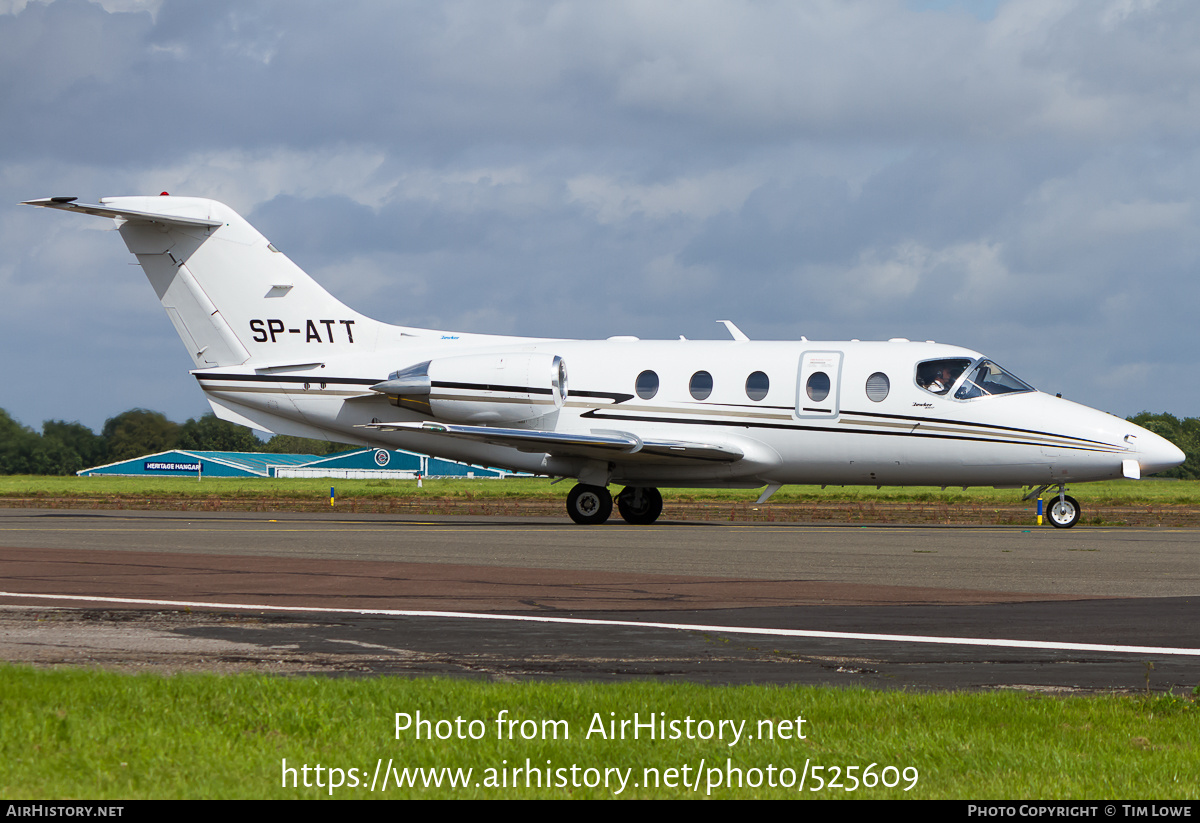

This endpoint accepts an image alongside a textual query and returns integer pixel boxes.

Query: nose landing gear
[1026,484,1083,528]
[1027,484,1084,527]
[1046,490,1081,529]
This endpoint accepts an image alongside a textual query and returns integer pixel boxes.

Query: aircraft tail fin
[24,195,382,367]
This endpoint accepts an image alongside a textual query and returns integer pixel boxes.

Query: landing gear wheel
[1046,494,1081,529]
[566,484,612,525]
[616,486,664,525]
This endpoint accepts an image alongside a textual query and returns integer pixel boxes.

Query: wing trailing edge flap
[357,421,744,463]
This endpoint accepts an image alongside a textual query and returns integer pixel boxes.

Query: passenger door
[796,350,843,419]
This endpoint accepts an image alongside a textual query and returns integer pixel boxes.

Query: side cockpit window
[865,372,890,402]
[916,358,971,396]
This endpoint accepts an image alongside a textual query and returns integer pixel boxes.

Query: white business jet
[25,195,1184,527]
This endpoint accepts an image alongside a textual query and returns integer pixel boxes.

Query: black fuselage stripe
[432,381,553,395]
[196,374,635,402]
[841,408,1107,446]
[569,390,636,403]
[579,410,1118,453]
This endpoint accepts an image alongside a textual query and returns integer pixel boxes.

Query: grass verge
[4,476,1198,526]
[2,475,1199,506]
[2,665,1197,799]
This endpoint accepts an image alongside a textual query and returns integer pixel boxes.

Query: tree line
[0,408,352,476]
[1,407,1196,479]
[1125,412,1200,480]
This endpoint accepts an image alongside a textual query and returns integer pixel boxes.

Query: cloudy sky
[2,0,1197,433]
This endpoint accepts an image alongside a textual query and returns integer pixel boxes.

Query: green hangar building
[79,448,515,479]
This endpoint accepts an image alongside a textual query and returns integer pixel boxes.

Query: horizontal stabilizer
[358,421,744,463]
[22,198,224,229]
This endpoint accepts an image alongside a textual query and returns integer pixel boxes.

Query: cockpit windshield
[953,359,1035,400]
[916,357,1036,400]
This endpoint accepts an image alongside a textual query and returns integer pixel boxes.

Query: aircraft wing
[358,421,744,463]
[22,197,223,229]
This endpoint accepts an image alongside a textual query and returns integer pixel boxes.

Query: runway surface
[1,508,1197,691]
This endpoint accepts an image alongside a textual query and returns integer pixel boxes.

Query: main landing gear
[616,486,663,525]
[566,484,612,525]
[566,484,663,525]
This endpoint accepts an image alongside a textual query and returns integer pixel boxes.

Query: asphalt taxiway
[0,508,1197,691]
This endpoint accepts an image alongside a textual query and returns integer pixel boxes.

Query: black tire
[566,484,612,525]
[1046,494,1081,529]
[616,486,664,525]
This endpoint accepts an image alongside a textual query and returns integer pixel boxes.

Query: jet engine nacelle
[372,352,568,424]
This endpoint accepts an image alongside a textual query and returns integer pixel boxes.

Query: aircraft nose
[1132,429,1186,476]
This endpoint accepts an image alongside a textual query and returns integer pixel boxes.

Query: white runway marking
[3,591,1198,657]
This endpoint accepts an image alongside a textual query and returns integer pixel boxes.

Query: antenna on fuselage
[717,320,749,341]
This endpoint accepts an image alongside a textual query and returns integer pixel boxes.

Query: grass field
[2,666,1197,799]
[2,474,1198,506]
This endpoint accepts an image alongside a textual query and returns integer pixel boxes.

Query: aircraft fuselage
[193,337,1179,490]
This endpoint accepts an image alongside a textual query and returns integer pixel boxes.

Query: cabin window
[954,360,1034,400]
[689,371,713,400]
[916,358,972,396]
[745,371,769,401]
[806,372,830,402]
[865,372,890,402]
[635,370,659,400]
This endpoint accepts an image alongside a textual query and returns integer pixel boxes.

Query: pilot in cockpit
[920,363,961,395]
